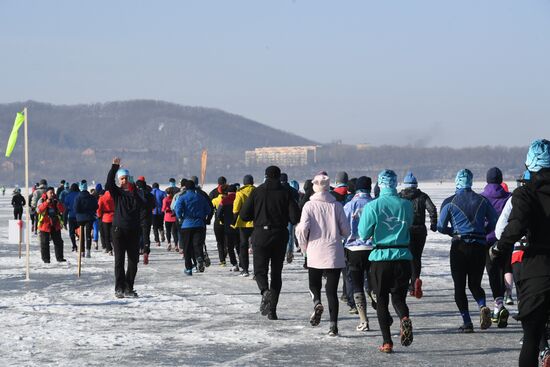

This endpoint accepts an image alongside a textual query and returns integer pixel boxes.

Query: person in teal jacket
[358,169,414,354]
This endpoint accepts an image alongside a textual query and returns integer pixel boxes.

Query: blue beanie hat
[526,139,550,172]
[95,183,103,193]
[403,171,418,188]
[79,180,88,191]
[378,169,397,189]
[116,168,130,180]
[64,182,69,189]
[455,169,473,190]
[289,180,300,191]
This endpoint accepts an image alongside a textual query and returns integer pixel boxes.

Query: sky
[1,0,549,147]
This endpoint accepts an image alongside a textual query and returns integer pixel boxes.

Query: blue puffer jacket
[174,189,211,229]
[437,188,498,245]
[73,190,98,223]
[344,191,374,250]
[64,191,79,219]
[152,187,166,215]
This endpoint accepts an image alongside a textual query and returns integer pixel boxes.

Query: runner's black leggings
[519,299,550,367]
[309,268,341,323]
[450,241,487,313]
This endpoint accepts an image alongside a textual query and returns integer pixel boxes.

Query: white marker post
[24,107,31,281]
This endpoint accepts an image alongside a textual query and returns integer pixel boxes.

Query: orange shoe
[414,278,423,299]
[378,343,393,353]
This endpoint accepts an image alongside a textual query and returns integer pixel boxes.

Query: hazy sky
[1,1,549,147]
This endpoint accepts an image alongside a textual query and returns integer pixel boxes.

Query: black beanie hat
[280,173,288,183]
[265,166,281,179]
[243,175,254,185]
[217,176,227,185]
[184,180,196,190]
[486,167,503,184]
[355,176,372,191]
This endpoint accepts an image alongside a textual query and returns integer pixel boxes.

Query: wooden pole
[24,107,30,281]
[18,220,22,259]
[77,225,84,277]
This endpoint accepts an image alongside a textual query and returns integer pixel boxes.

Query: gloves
[489,242,501,262]
[430,223,437,232]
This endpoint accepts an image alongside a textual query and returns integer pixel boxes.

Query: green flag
[5,112,25,158]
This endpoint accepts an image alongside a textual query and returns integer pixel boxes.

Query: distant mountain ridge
[0,100,316,183]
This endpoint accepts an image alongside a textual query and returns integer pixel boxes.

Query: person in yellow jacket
[212,184,228,265]
[233,175,256,277]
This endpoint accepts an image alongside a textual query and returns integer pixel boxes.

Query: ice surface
[0,182,522,366]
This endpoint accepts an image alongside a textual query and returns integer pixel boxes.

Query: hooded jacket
[162,195,177,223]
[37,194,65,232]
[344,191,374,250]
[174,189,211,229]
[151,187,167,216]
[498,169,550,280]
[233,184,255,228]
[296,191,350,269]
[218,192,238,232]
[63,189,79,219]
[481,183,512,245]
[97,190,115,223]
[399,187,438,234]
[105,164,147,229]
[358,187,413,262]
[239,178,300,228]
[74,190,98,223]
[11,193,26,209]
[31,184,47,209]
[299,180,314,210]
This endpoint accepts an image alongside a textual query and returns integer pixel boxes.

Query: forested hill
[0,100,528,186]
[0,100,315,183]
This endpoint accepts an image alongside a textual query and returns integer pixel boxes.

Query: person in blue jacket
[358,170,414,354]
[63,183,80,251]
[151,182,167,246]
[438,169,498,333]
[73,180,98,258]
[175,179,211,275]
[344,176,374,332]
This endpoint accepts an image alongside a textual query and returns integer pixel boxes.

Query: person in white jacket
[296,174,351,337]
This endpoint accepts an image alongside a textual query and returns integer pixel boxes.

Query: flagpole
[24,107,30,281]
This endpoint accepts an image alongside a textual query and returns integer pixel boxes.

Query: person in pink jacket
[296,174,351,336]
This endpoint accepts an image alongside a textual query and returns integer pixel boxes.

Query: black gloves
[489,242,501,262]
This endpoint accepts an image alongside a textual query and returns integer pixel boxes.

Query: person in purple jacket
[481,167,512,328]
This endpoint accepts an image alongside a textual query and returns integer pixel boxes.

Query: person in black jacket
[11,188,26,220]
[493,139,550,367]
[299,179,314,211]
[105,157,146,299]
[240,165,301,320]
[399,172,438,299]
[135,177,156,265]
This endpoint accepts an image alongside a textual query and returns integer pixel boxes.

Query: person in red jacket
[37,187,66,263]
[97,190,115,255]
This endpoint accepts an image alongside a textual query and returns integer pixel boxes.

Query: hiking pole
[77,224,84,277]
